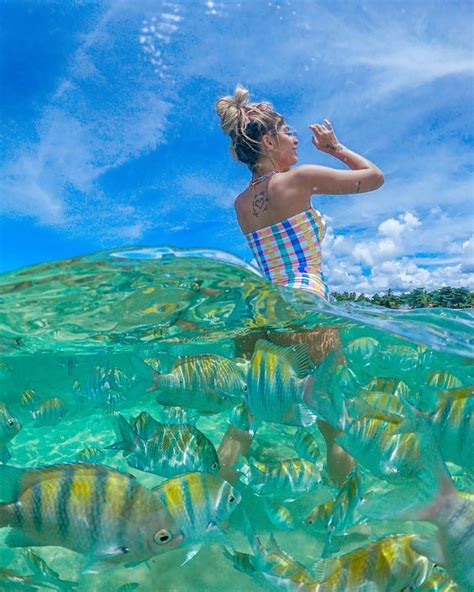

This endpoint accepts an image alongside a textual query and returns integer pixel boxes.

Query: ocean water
[0,246,472,591]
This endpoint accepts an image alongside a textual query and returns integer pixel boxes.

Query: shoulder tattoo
[252,190,269,217]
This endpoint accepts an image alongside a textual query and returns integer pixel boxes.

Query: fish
[32,398,67,427]
[246,340,317,429]
[321,468,364,557]
[348,391,406,423]
[304,499,335,534]
[78,366,125,407]
[240,457,323,498]
[0,403,22,464]
[307,534,432,592]
[115,584,140,592]
[20,389,40,411]
[229,402,251,431]
[424,392,474,471]
[130,411,160,440]
[0,462,183,568]
[227,525,314,591]
[294,429,323,467]
[77,447,105,463]
[335,417,425,482]
[415,566,460,591]
[24,548,78,590]
[366,376,410,398]
[152,472,241,561]
[427,370,464,391]
[130,354,247,414]
[261,498,296,530]
[157,406,199,426]
[345,337,381,365]
[379,344,419,372]
[0,567,38,591]
[107,413,220,477]
[360,430,474,590]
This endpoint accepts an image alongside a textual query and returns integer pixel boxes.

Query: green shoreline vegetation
[331,287,473,309]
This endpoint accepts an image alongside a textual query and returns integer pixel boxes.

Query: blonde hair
[215,85,283,171]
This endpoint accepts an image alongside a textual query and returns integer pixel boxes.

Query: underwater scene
[0,247,473,592]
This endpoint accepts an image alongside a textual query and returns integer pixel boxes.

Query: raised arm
[292,120,384,196]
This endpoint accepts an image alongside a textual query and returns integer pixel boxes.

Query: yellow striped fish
[304,499,335,534]
[227,529,313,591]
[294,429,323,467]
[262,498,296,530]
[131,354,247,413]
[0,463,183,567]
[77,447,105,463]
[24,548,78,590]
[152,472,241,551]
[240,457,323,498]
[247,340,317,428]
[416,566,460,591]
[305,534,432,591]
[428,392,474,471]
[360,435,474,590]
[108,413,220,477]
[0,403,21,464]
[20,389,40,411]
[32,397,67,426]
[322,468,364,557]
[336,418,425,482]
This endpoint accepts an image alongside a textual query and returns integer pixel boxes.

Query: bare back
[234,170,312,235]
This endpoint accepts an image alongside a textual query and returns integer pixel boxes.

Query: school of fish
[0,334,473,591]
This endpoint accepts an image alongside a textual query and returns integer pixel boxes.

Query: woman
[215,86,384,485]
[216,85,383,299]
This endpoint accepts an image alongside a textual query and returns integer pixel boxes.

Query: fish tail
[361,429,455,524]
[105,414,141,453]
[0,464,26,503]
[128,355,160,393]
[239,457,263,487]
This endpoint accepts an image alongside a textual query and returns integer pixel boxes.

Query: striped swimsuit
[245,207,330,301]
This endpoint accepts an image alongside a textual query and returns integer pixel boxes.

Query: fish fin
[0,464,27,502]
[321,537,339,559]
[266,533,281,554]
[254,340,312,378]
[108,414,142,453]
[313,558,339,582]
[295,403,318,427]
[124,559,149,569]
[5,529,40,548]
[83,545,132,573]
[0,445,11,464]
[181,545,203,566]
[410,535,447,568]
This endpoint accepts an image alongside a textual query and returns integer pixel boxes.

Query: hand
[309,119,343,154]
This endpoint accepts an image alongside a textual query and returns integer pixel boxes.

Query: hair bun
[215,84,251,136]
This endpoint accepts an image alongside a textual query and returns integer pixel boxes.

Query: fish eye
[243,385,248,392]
[7,419,15,426]
[228,494,236,503]
[154,529,172,544]
[211,462,218,470]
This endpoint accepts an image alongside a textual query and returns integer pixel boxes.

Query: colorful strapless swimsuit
[245,208,330,302]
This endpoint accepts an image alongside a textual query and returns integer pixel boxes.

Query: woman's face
[268,122,299,170]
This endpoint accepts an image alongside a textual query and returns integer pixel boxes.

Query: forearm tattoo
[252,190,269,217]
[355,181,361,193]
[325,143,343,152]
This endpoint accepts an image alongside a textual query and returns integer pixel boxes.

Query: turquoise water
[0,247,472,591]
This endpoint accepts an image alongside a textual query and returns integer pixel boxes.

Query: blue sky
[1,0,473,293]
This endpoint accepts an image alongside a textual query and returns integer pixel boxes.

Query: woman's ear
[261,133,274,151]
